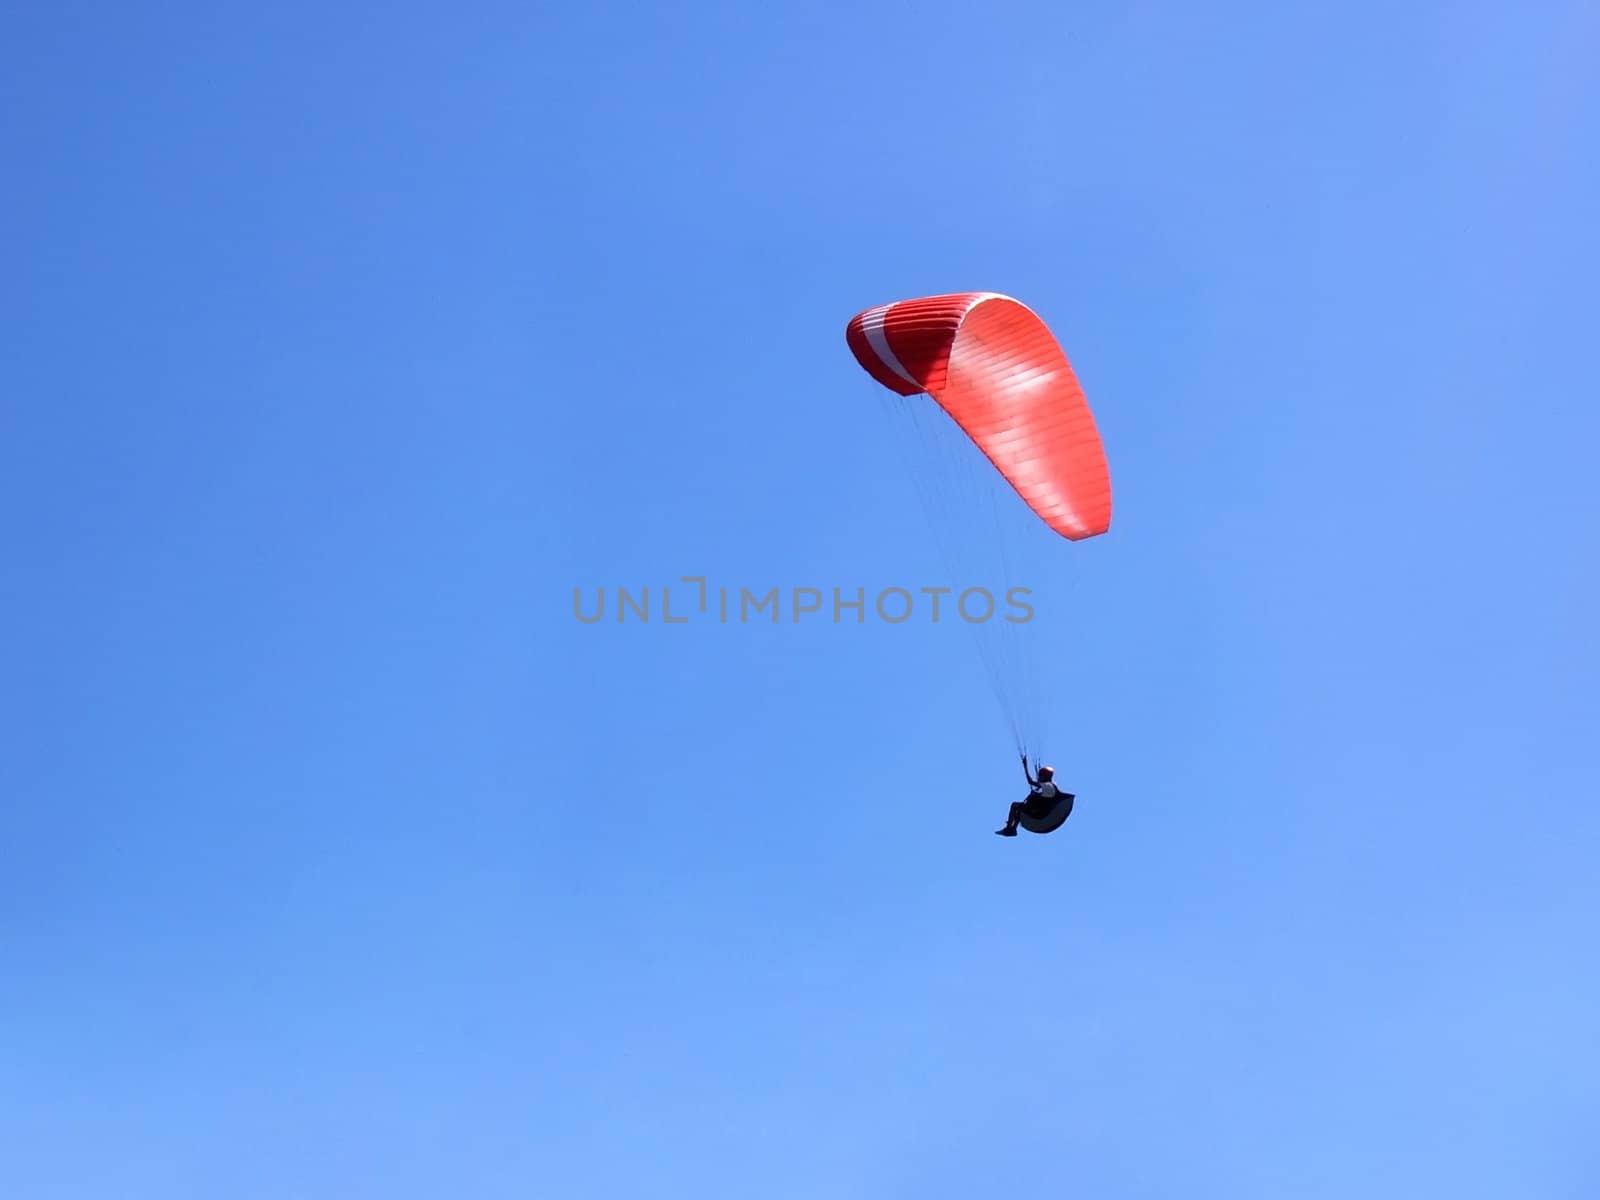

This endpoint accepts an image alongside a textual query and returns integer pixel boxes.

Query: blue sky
[4,1,1598,1196]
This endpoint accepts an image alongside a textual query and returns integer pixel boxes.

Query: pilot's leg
[995,801,1025,836]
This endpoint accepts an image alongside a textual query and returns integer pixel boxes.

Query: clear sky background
[4,1,1598,1196]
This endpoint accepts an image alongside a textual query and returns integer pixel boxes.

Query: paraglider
[844,291,1111,835]
[996,757,1075,837]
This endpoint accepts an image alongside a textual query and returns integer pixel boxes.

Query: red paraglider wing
[846,292,1111,540]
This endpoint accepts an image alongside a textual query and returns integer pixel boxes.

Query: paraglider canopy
[845,291,1111,540]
